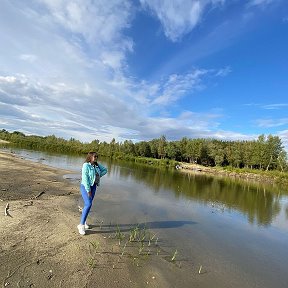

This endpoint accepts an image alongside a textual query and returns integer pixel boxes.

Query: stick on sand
[34,191,45,199]
[4,203,10,216]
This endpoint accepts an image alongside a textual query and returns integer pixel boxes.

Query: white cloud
[209,130,257,141]
[119,110,224,141]
[131,67,227,107]
[262,103,288,110]
[215,66,232,77]
[37,0,132,45]
[140,0,225,41]
[19,54,38,62]
[277,130,288,151]
[0,75,47,106]
[151,69,207,105]
[144,69,208,106]
[244,103,288,110]
[256,118,288,128]
[37,0,134,71]
[0,0,133,81]
[248,0,274,7]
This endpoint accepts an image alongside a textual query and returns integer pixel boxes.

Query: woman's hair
[85,152,98,163]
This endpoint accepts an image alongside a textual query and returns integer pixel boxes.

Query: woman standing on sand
[77,152,107,235]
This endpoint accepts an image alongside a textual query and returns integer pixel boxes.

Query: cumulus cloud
[140,0,225,41]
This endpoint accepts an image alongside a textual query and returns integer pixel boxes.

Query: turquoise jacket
[81,162,107,193]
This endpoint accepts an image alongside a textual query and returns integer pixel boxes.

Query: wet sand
[0,150,251,288]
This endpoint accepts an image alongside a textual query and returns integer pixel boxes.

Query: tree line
[0,129,287,171]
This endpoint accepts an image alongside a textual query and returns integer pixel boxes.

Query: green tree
[264,135,284,171]
[121,140,135,155]
[178,137,188,162]
[149,139,158,158]
[158,135,167,159]
[165,141,179,160]
[135,141,151,157]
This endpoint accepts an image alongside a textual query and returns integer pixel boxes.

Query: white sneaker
[77,224,85,235]
[84,222,90,230]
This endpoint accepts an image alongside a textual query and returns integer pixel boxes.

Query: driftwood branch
[4,203,11,217]
[34,191,45,199]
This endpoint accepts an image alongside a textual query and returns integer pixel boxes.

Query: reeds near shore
[87,221,186,271]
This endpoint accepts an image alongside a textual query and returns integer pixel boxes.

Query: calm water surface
[3,148,288,287]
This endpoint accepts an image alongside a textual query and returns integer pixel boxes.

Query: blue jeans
[80,183,96,225]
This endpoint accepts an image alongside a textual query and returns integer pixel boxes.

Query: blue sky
[0,0,287,148]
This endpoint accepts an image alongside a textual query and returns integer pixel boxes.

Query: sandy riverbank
[177,162,283,186]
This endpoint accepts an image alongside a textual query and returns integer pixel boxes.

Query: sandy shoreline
[177,162,283,186]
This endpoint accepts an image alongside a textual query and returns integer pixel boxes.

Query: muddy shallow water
[3,147,288,288]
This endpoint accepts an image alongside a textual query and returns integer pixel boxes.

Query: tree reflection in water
[107,159,287,227]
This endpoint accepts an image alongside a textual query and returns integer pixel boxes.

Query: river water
[3,147,288,287]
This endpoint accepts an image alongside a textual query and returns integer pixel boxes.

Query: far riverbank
[177,162,288,188]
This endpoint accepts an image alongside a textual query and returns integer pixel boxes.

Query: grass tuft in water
[171,249,178,262]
